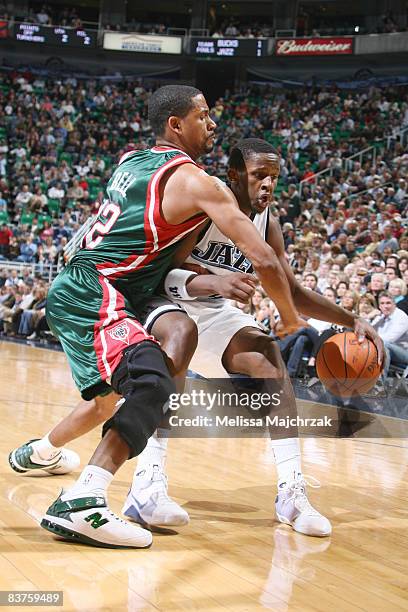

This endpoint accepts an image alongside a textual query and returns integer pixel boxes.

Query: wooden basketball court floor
[0,340,408,611]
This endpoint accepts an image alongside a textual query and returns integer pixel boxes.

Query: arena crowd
[0,75,407,377]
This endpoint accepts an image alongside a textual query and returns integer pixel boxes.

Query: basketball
[316,331,382,397]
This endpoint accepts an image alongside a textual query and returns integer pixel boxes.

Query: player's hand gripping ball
[316,331,383,397]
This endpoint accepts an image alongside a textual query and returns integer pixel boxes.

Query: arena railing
[299,126,408,199]
[344,181,394,203]
[0,260,61,284]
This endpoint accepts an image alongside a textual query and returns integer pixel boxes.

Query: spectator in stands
[359,293,380,322]
[388,278,408,314]
[4,269,20,287]
[36,6,50,25]
[29,187,48,214]
[16,234,37,263]
[377,223,400,254]
[373,291,408,377]
[340,290,359,313]
[0,153,6,177]
[302,273,320,293]
[14,184,33,213]
[47,181,65,203]
[0,223,12,258]
[369,273,387,304]
[385,266,398,283]
[66,179,85,203]
[395,179,407,203]
[17,285,47,337]
[398,256,408,277]
[275,326,312,379]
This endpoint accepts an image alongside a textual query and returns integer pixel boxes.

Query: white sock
[61,465,113,501]
[270,438,302,487]
[135,429,169,475]
[31,434,61,461]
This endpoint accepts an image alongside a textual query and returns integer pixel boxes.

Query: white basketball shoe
[275,473,331,537]
[9,440,80,475]
[122,464,189,527]
[41,491,152,549]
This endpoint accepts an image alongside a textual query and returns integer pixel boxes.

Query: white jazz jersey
[176,204,271,378]
[185,205,270,277]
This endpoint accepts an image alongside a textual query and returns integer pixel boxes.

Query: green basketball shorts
[46,264,158,399]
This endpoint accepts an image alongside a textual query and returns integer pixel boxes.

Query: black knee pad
[102,340,175,458]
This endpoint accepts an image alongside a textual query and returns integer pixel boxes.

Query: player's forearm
[293,285,357,327]
[254,259,299,326]
[185,274,220,297]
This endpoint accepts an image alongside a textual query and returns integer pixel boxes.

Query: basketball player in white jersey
[10,139,382,538]
[122,138,382,537]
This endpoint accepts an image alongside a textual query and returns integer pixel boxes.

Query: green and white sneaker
[9,440,80,475]
[41,492,153,549]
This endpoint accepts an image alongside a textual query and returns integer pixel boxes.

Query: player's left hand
[353,317,384,366]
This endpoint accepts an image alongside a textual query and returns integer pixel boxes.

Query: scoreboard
[189,37,268,57]
[13,23,97,48]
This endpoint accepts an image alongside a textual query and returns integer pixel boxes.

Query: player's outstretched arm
[266,216,384,363]
[162,164,303,334]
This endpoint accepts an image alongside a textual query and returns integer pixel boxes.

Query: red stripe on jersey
[151,146,185,152]
[146,157,207,253]
[94,275,112,378]
[93,276,156,380]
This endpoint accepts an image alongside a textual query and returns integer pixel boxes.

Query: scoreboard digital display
[13,23,97,48]
[190,37,267,57]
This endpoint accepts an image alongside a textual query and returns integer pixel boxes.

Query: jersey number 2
[84,202,121,249]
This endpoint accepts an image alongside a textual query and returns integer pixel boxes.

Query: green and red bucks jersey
[72,146,207,304]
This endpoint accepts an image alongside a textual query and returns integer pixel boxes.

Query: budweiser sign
[276,37,353,56]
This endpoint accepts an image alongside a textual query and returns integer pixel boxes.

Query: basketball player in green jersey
[11,134,383,540]
[10,86,306,548]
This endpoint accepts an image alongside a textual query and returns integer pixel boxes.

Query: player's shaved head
[148,85,202,136]
[229,138,279,171]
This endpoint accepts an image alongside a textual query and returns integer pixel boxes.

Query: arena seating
[0,75,407,376]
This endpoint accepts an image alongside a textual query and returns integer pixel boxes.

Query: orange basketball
[316,331,382,397]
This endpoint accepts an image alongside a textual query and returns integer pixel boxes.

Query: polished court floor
[0,341,407,611]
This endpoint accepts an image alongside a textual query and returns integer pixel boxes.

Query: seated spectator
[305,288,347,376]
[358,293,380,322]
[249,288,265,318]
[16,286,47,337]
[385,266,399,284]
[398,256,408,277]
[14,184,33,212]
[274,326,313,378]
[0,223,12,259]
[340,290,359,313]
[369,273,386,304]
[29,187,48,214]
[0,284,17,330]
[373,291,408,377]
[42,235,58,263]
[66,179,85,202]
[336,280,349,302]
[377,224,400,254]
[302,273,320,293]
[16,235,37,263]
[388,278,408,314]
[349,275,364,294]
[47,181,65,203]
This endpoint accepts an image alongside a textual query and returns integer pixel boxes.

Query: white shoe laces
[149,466,174,505]
[107,510,136,525]
[283,474,321,515]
